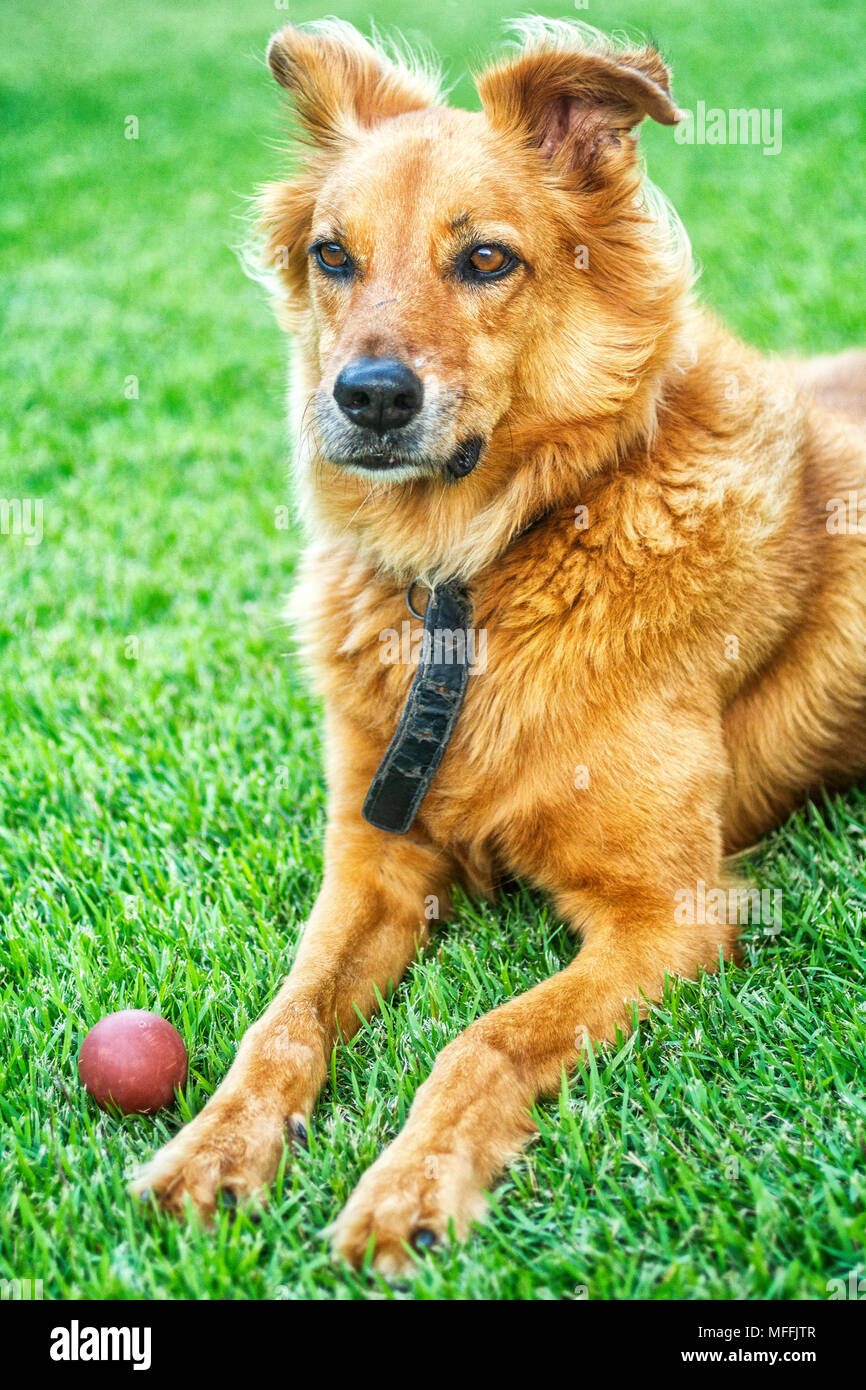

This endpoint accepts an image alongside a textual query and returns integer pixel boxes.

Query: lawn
[1,0,864,1300]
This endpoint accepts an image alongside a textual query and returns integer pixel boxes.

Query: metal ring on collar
[406,581,430,620]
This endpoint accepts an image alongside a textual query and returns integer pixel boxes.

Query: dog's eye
[459,243,518,283]
[314,242,352,275]
[471,246,508,274]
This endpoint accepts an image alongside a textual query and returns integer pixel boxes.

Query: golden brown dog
[131,19,866,1273]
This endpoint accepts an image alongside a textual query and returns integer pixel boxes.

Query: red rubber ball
[78,1010,187,1115]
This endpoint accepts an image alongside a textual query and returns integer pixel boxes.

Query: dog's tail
[791,348,866,424]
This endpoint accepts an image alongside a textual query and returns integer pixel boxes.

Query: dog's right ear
[267,20,440,147]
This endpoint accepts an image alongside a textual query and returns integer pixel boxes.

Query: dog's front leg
[330,694,743,1277]
[330,893,737,1273]
[130,736,451,1219]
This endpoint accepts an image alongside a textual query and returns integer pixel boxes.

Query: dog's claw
[286,1114,308,1148]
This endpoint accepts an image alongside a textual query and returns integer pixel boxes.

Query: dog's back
[794,349,866,424]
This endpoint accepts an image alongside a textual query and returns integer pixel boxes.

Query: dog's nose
[333,357,423,434]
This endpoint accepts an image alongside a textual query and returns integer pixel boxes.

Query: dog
[131,18,866,1274]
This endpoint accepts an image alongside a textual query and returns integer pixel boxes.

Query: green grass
[1,0,865,1300]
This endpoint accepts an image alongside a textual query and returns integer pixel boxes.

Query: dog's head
[258,20,689,573]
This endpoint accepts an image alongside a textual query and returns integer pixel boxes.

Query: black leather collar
[362,579,473,834]
[361,507,555,835]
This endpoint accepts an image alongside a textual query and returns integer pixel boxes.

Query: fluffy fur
[132,19,866,1274]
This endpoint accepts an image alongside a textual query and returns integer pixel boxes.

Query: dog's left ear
[476,26,680,175]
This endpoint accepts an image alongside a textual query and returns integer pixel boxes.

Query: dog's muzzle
[322,356,485,480]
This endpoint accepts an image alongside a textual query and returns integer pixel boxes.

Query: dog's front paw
[330,1139,487,1275]
[129,1093,299,1220]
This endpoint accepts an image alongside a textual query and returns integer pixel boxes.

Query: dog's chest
[294,537,606,858]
